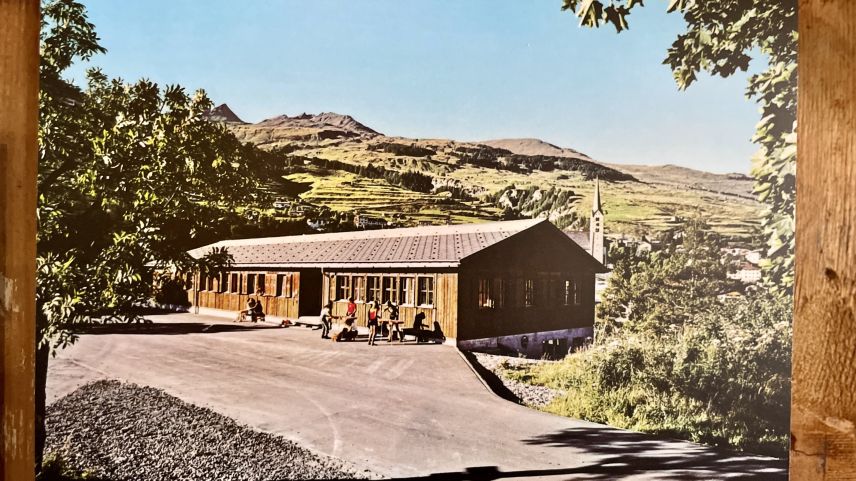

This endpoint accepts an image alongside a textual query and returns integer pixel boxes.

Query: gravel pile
[46,380,379,481]
[471,352,562,409]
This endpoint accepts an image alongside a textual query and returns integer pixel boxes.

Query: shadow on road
[74,322,278,335]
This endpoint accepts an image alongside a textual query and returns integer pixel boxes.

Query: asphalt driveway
[47,313,786,480]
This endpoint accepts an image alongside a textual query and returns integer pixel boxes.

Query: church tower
[589,178,605,264]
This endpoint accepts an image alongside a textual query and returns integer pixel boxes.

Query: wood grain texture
[0,1,39,480]
[792,1,856,478]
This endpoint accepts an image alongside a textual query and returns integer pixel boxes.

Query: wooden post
[0,1,39,480]
[792,0,856,477]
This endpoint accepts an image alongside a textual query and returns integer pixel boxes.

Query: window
[367,276,381,303]
[230,273,239,293]
[206,274,215,291]
[219,272,228,293]
[478,278,494,309]
[524,278,535,307]
[184,273,193,290]
[353,276,365,301]
[246,274,255,295]
[399,277,414,305]
[573,279,581,305]
[336,275,352,300]
[256,274,266,295]
[382,276,398,304]
[418,277,434,306]
[563,280,573,306]
[276,274,292,297]
[493,278,506,309]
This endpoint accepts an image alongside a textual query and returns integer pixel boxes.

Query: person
[251,289,265,322]
[384,300,402,342]
[237,298,256,322]
[367,299,380,346]
[320,301,339,339]
[345,297,357,323]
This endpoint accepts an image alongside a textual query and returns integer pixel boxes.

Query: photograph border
[2,1,855,478]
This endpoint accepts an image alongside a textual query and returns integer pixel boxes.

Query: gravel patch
[470,352,562,409]
[46,380,380,481]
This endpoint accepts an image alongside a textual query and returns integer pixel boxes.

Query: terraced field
[221,107,762,243]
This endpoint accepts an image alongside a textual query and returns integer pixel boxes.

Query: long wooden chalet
[188,218,606,357]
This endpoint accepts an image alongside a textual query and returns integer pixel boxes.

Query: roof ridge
[199,218,546,250]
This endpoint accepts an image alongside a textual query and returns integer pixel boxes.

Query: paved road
[48,313,787,480]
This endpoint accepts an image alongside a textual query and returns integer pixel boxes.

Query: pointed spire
[592,177,602,214]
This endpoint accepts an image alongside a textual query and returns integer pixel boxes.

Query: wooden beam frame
[0,1,39,480]
[791,1,856,477]
[2,0,856,479]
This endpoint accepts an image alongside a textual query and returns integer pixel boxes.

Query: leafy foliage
[507,291,791,456]
[560,0,797,294]
[597,219,742,334]
[506,220,791,456]
[38,0,272,352]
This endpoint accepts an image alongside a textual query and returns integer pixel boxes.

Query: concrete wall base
[457,327,593,359]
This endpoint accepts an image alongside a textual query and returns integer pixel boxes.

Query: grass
[240,132,763,237]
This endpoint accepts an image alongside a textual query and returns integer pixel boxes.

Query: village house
[353,213,389,229]
[188,217,606,358]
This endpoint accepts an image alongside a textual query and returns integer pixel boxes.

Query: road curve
[47,313,786,480]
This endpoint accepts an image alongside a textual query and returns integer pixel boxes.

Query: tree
[560,0,797,295]
[597,219,740,334]
[37,0,273,470]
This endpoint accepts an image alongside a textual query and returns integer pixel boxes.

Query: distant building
[589,178,605,265]
[354,214,388,229]
[563,179,605,265]
[729,262,763,283]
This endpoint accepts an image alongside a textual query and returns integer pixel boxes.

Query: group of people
[320,297,403,345]
[236,293,438,344]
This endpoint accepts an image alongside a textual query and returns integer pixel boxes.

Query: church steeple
[589,178,605,265]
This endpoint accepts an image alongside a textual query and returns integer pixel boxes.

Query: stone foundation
[457,327,594,359]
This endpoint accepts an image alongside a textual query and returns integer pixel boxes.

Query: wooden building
[188,218,605,357]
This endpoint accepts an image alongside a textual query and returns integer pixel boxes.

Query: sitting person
[332,318,359,342]
[237,298,257,322]
[402,312,427,343]
[251,295,265,322]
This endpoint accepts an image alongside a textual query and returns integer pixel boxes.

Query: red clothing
[347,302,357,316]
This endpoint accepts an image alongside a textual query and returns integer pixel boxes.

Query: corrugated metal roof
[190,218,556,268]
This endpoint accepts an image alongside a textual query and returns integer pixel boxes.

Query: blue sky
[71,0,763,174]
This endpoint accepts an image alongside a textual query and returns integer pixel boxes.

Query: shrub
[511,293,791,457]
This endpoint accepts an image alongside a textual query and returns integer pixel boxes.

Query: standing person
[345,297,357,323]
[320,301,337,339]
[384,300,402,342]
[367,299,380,346]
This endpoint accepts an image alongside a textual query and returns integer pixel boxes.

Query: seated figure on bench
[237,298,257,322]
[251,289,265,323]
[403,313,429,343]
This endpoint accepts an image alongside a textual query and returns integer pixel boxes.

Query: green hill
[216,104,761,243]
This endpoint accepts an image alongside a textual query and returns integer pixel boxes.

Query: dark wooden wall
[456,221,598,341]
